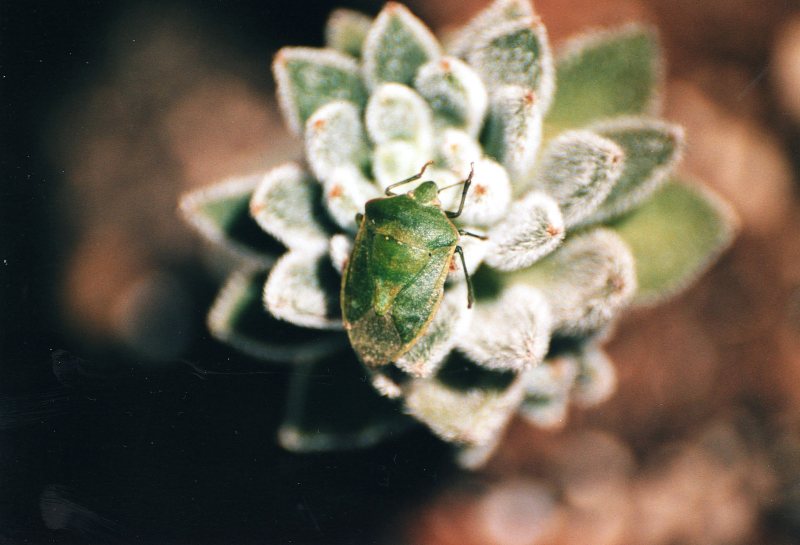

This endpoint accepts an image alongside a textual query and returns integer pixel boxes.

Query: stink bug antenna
[385,161,434,196]
[446,163,475,219]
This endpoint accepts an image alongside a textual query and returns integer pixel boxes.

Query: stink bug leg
[446,163,475,219]
[385,160,434,196]
[454,245,475,308]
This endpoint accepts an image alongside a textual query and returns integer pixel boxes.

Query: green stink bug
[341,162,484,368]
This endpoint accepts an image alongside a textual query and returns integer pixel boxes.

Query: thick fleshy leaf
[584,117,684,224]
[321,167,381,233]
[329,233,353,274]
[448,0,534,58]
[403,355,526,445]
[519,356,579,429]
[372,141,440,191]
[180,173,283,266]
[481,85,543,190]
[305,100,370,184]
[324,8,372,58]
[361,2,441,89]
[444,158,512,227]
[610,180,738,305]
[273,47,367,135]
[532,130,624,227]
[546,25,661,133]
[458,284,552,372]
[250,163,335,254]
[279,350,412,452]
[466,16,554,112]
[436,129,483,173]
[207,269,344,363]
[414,56,488,136]
[484,191,564,271]
[455,426,506,469]
[365,83,434,149]
[514,228,636,334]
[396,283,473,378]
[571,343,617,407]
[264,251,343,330]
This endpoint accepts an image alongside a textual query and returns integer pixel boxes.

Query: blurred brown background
[3,0,800,543]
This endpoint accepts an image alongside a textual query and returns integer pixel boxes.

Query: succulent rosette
[181,0,736,467]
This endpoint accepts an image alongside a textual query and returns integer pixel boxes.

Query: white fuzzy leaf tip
[362,2,441,89]
[264,251,343,330]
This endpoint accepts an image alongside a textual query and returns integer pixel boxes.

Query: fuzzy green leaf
[447,158,512,227]
[264,251,343,330]
[481,85,543,191]
[279,351,412,452]
[448,0,534,57]
[180,174,284,266]
[484,191,564,272]
[207,269,344,363]
[513,228,636,334]
[414,56,488,136]
[546,25,660,133]
[572,343,617,407]
[273,47,367,135]
[585,118,684,224]
[458,284,552,371]
[404,355,526,445]
[396,283,473,378]
[362,2,441,89]
[519,356,579,428]
[610,181,737,304]
[305,100,370,183]
[466,16,554,111]
[372,140,434,190]
[436,129,482,173]
[250,163,336,254]
[321,167,381,234]
[325,8,372,58]
[365,83,434,148]
[533,130,624,227]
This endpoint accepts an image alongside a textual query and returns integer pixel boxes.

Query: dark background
[1,2,452,543]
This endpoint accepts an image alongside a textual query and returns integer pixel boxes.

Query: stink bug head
[341,163,478,368]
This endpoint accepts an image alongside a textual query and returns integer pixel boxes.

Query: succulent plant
[180,0,736,468]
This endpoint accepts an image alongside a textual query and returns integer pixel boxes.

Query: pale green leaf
[610,180,738,305]
[585,117,684,223]
[362,2,441,89]
[481,85,543,191]
[414,56,488,136]
[365,83,434,148]
[512,228,636,334]
[466,16,554,111]
[519,356,579,428]
[264,251,343,330]
[179,173,283,266]
[404,355,526,445]
[546,25,661,133]
[324,8,372,58]
[484,191,564,271]
[448,0,534,57]
[457,284,552,371]
[305,100,370,184]
[273,47,367,135]
[207,269,344,363]
[250,163,336,254]
[533,130,624,227]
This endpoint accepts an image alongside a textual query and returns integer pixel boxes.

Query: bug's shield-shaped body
[341,183,458,368]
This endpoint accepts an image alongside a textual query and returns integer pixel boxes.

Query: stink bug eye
[341,162,482,368]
